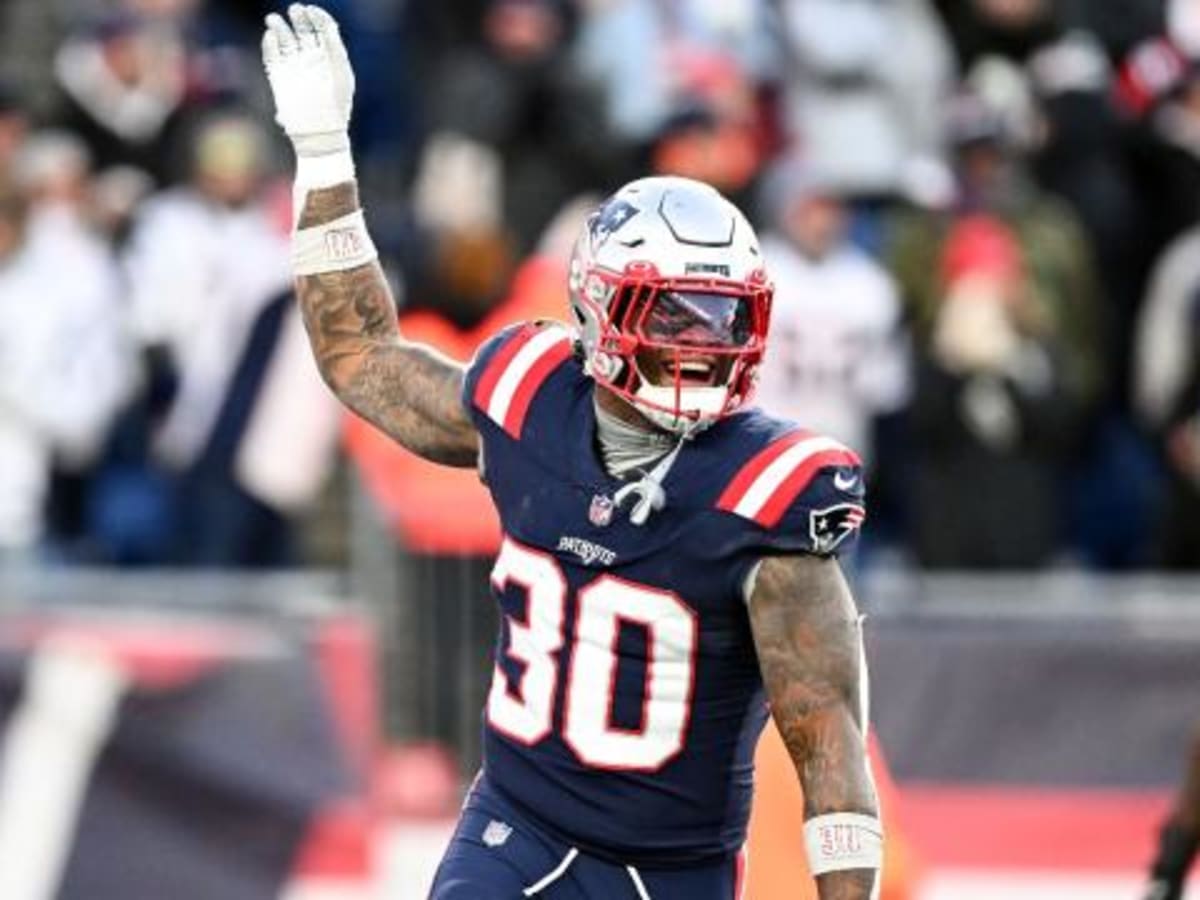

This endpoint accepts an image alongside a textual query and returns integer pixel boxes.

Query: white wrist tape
[292,210,378,275]
[804,813,883,876]
[295,146,356,192]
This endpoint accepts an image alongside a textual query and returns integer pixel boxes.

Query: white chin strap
[633,382,728,434]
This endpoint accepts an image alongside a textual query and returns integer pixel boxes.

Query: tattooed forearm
[750,554,879,900]
[295,183,477,466]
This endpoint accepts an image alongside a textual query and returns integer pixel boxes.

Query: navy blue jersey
[462,321,865,867]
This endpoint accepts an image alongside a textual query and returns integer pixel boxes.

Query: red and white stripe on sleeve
[472,324,573,439]
[716,431,861,529]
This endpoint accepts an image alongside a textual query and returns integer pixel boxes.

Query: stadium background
[0,0,1199,897]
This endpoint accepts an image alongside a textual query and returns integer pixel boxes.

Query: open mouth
[663,357,718,387]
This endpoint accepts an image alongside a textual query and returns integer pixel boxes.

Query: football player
[263,7,881,898]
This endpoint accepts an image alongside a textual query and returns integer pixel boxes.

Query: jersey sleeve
[715,430,866,557]
[461,320,574,440]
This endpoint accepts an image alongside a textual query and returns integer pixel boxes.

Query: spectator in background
[412,0,614,263]
[16,131,99,257]
[121,113,337,566]
[0,0,88,119]
[937,0,1163,66]
[1025,33,1143,404]
[936,0,1162,335]
[89,164,155,248]
[0,191,44,562]
[1171,0,1200,60]
[0,142,131,564]
[1136,225,1200,438]
[777,0,954,205]
[937,0,1066,67]
[754,158,909,466]
[889,91,1103,409]
[130,0,267,109]
[1126,51,1200,259]
[953,39,1161,567]
[644,54,772,212]
[573,0,779,148]
[1135,226,1200,568]
[53,12,188,182]
[889,92,1116,565]
[12,131,136,557]
[909,217,1082,567]
[951,45,1160,567]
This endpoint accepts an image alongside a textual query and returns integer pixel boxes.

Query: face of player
[632,290,753,389]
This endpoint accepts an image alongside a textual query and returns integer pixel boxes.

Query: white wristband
[804,812,883,876]
[292,209,378,275]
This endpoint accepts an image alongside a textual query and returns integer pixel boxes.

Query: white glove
[262,4,356,191]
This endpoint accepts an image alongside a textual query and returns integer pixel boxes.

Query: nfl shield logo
[589,494,615,527]
[482,819,513,848]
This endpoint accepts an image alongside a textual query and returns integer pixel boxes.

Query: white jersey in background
[754,234,910,463]
[123,188,293,470]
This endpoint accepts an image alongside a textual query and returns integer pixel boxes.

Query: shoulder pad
[716,430,860,529]
[716,429,865,556]
[464,321,574,440]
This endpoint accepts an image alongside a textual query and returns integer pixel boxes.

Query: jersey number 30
[486,537,697,772]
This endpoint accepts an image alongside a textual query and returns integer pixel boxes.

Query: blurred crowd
[3,0,1200,571]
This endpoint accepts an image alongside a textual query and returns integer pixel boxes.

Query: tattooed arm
[262,6,476,466]
[749,554,879,899]
[295,182,478,467]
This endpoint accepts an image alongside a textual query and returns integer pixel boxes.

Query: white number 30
[486,537,698,771]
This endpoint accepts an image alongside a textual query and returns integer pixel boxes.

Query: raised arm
[294,182,477,466]
[263,5,477,467]
[748,553,880,899]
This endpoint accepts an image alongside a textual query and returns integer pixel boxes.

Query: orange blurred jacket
[344,256,567,554]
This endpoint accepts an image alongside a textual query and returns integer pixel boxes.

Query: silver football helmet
[568,176,773,434]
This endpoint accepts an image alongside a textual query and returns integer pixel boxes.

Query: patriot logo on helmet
[588,198,639,246]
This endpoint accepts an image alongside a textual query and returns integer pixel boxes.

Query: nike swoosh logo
[834,472,859,492]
